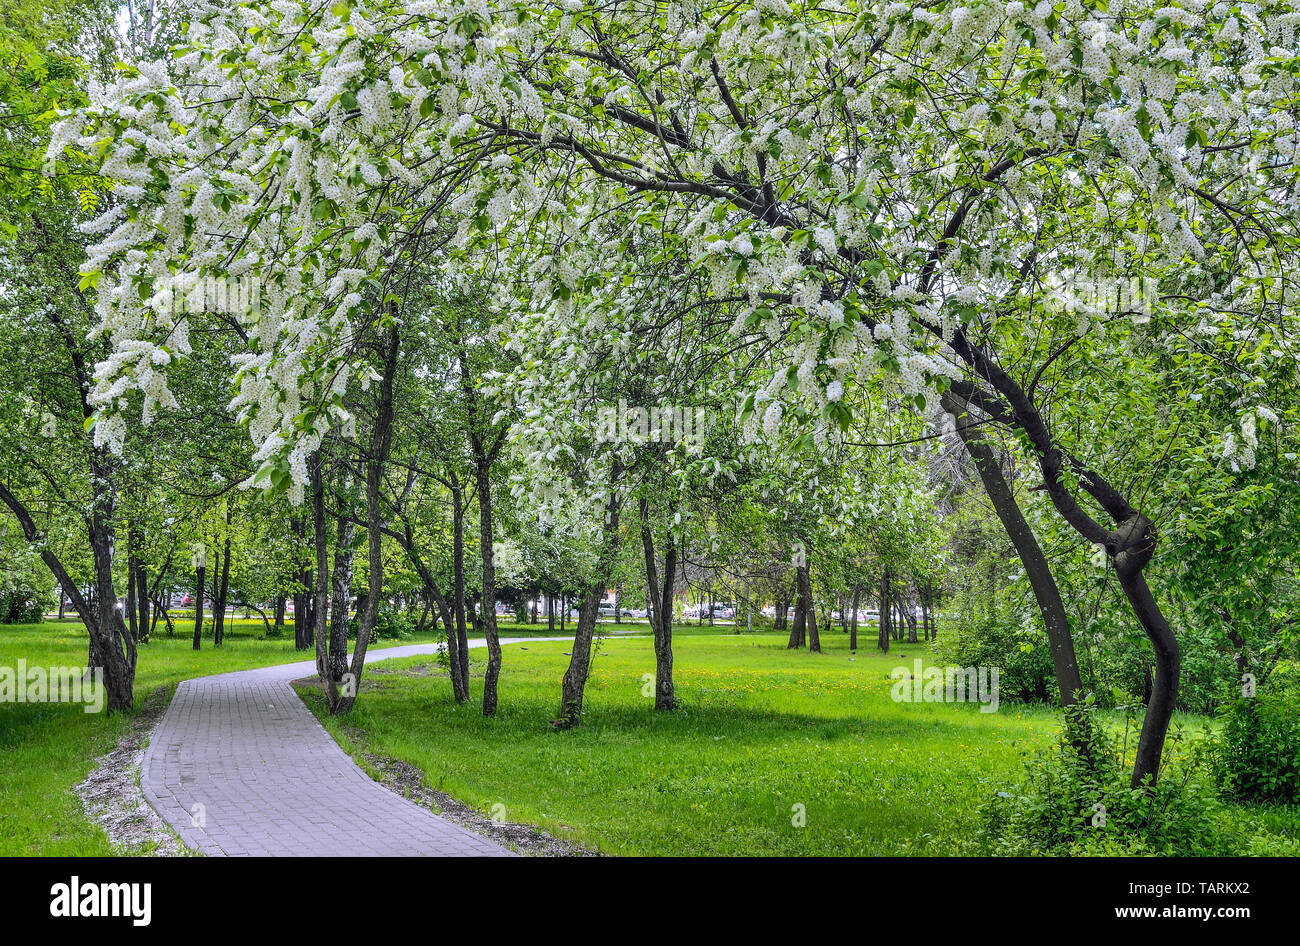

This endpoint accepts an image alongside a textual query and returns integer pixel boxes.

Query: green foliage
[0,587,43,624]
[933,610,1055,704]
[348,607,415,641]
[1076,613,1236,714]
[1213,695,1300,805]
[977,703,1231,856]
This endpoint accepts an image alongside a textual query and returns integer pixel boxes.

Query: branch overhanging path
[139,637,569,856]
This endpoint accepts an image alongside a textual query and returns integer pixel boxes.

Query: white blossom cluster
[45,0,1298,500]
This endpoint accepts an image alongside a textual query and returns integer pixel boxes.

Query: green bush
[0,589,44,625]
[1076,617,1235,714]
[1175,623,1241,714]
[976,702,1230,856]
[932,611,1054,704]
[1213,694,1300,804]
[347,607,414,641]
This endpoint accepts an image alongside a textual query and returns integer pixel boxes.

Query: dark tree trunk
[135,552,149,643]
[943,313,1182,785]
[787,572,806,649]
[878,571,890,654]
[0,481,135,711]
[157,595,173,637]
[450,473,471,698]
[192,561,205,651]
[125,550,138,643]
[906,588,918,644]
[292,513,312,650]
[799,563,820,652]
[395,517,467,703]
[943,390,1083,707]
[333,324,399,715]
[213,517,231,647]
[311,457,336,703]
[1117,538,1179,786]
[554,478,621,729]
[328,473,354,681]
[474,459,503,717]
[555,586,603,729]
[849,585,860,651]
[639,497,676,711]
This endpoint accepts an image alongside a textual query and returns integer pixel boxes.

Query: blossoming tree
[54,0,1299,781]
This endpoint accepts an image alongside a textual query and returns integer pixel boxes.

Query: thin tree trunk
[878,571,890,654]
[850,585,860,651]
[788,567,807,649]
[554,476,622,729]
[328,471,354,681]
[311,457,337,705]
[334,324,399,714]
[450,473,471,698]
[192,560,205,651]
[639,497,676,711]
[126,550,138,643]
[474,458,503,717]
[135,552,149,643]
[214,513,232,647]
[800,563,820,652]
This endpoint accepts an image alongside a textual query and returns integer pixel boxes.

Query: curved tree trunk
[942,389,1083,707]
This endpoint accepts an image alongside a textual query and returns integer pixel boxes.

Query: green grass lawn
[0,619,453,855]
[300,628,1181,855]
[0,614,673,855]
[5,617,1292,857]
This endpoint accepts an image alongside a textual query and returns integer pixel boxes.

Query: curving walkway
[140,637,564,857]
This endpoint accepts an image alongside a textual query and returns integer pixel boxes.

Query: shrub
[976,701,1230,856]
[0,588,44,624]
[1213,694,1300,804]
[932,611,1054,704]
[347,607,414,641]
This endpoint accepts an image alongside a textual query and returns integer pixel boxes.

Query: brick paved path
[140,637,561,856]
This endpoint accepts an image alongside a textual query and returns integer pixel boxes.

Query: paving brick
[140,638,563,857]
